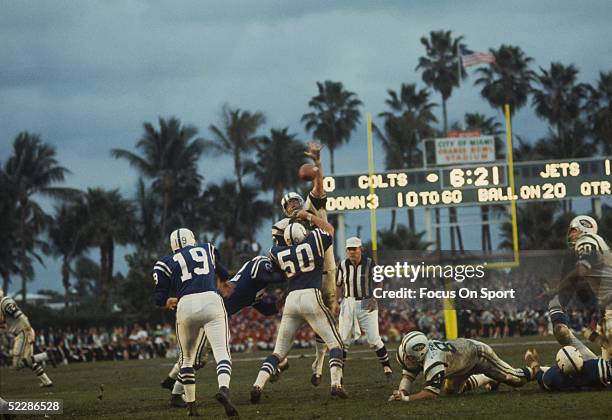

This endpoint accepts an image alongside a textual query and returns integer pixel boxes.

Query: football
[298,163,317,181]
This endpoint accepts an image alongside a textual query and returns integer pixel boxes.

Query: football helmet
[555,345,584,375]
[567,215,598,248]
[281,192,304,217]
[284,223,308,246]
[170,228,196,252]
[398,331,429,366]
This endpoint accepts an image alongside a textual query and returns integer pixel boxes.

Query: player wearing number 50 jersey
[251,210,347,403]
[153,228,237,418]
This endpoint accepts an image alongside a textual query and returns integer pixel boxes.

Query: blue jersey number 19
[172,247,210,282]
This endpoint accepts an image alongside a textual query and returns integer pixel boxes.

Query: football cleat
[383,366,393,381]
[40,382,54,388]
[250,386,262,404]
[270,359,289,383]
[214,386,239,418]
[187,401,200,417]
[330,385,348,399]
[170,394,187,408]
[161,377,176,390]
[310,374,321,387]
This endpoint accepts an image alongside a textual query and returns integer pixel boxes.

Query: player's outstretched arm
[294,209,334,236]
[305,141,324,198]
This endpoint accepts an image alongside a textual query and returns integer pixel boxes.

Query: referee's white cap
[346,237,362,248]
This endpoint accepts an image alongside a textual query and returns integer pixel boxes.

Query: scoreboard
[323,157,611,212]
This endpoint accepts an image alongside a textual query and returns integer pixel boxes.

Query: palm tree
[475,44,535,119]
[3,132,73,302]
[301,81,362,174]
[376,83,437,230]
[532,62,589,157]
[48,203,90,306]
[416,30,466,252]
[499,202,566,250]
[463,113,505,252]
[111,117,205,240]
[255,128,306,220]
[586,71,612,154]
[416,30,465,134]
[81,188,135,308]
[377,225,432,251]
[206,105,266,191]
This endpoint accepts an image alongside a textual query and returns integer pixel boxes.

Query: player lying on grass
[153,228,237,417]
[161,255,288,407]
[531,345,611,391]
[251,212,348,403]
[0,289,56,388]
[461,344,611,394]
[389,331,537,402]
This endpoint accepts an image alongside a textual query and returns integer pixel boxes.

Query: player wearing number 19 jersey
[251,219,347,403]
[153,228,237,418]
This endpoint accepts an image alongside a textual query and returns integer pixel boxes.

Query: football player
[0,289,54,387]
[271,141,339,383]
[532,345,611,391]
[153,228,237,417]
[562,215,612,360]
[161,255,288,407]
[389,331,537,401]
[251,211,347,403]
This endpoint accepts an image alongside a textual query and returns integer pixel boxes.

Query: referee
[336,237,392,379]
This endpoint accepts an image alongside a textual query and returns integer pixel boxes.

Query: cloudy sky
[2,0,612,294]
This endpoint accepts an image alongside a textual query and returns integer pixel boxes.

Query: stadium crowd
[0,306,597,367]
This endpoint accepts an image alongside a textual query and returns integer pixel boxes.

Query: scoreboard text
[323,157,611,212]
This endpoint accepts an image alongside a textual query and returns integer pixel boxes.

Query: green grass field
[2,336,610,419]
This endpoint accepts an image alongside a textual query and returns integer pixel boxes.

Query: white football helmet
[556,345,584,375]
[398,331,429,366]
[284,223,308,246]
[281,192,304,217]
[567,215,598,248]
[170,228,196,252]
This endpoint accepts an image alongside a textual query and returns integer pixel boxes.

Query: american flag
[460,46,495,68]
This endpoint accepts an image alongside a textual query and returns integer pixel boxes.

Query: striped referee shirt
[336,257,375,299]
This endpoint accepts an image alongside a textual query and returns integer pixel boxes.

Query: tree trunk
[21,274,27,303]
[235,150,243,193]
[329,147,335,174]
[407,208,415,231]
[1,269,9,294]
[62,257,71,308]
[390,209,396,232]
[442,97,448,134]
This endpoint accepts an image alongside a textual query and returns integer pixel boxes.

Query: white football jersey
[0,297,31,334]
[421,339,480,394]
[271,193,326,246]
[575,233,612,309]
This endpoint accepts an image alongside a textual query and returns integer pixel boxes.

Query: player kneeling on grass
[251,212,348,403]
[153,228,237,418]
[0,289,56,388]
[389,331,537,402]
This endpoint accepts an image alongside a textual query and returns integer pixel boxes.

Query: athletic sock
[375,345,391,368]
[216,359,232,389]
[328,348,344,387]
[254,355,279,389]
